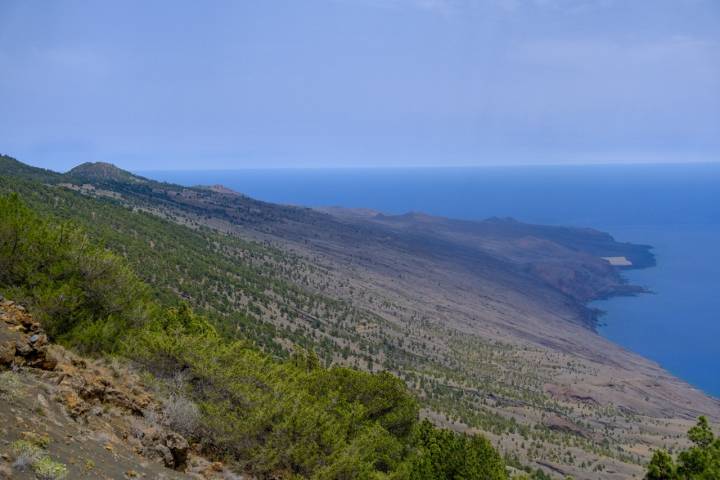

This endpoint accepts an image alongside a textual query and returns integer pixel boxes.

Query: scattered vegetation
[0,370,23,400]
[10,439,68,480]
[0,192,510,478]
[0,154,652,471]
[32,456,70,480]
[3,156,717,478]
[10,440,44,469]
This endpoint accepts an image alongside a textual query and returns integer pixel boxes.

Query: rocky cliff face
[0,298,238,480]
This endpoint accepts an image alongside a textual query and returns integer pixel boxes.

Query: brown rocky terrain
[0,298,240,480]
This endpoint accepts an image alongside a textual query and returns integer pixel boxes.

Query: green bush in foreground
[0,193,150,353]
[0,193,508,479]
[130,304,507,478]
[396,419,507,480]
[645,416,719,480]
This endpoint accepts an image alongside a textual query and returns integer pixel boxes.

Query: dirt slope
[0,298,240,480]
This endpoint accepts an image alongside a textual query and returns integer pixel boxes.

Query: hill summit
[67,161,145,183]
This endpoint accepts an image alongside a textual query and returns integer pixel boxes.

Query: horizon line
[134,159,720,173]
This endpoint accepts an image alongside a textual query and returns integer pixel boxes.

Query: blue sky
[1,0,718,170]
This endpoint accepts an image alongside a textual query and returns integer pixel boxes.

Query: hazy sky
[1,0,719,170]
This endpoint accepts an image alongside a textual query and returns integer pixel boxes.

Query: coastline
[591,225,720,398]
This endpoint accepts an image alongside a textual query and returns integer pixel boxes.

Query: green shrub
[0,370,23,400]
[645,416,719,480]
[395,419,507,480]
[10,439,44,467]
[129,302,506,479]
[32,456,69,480]
[309,368,419,439]
[0,193,150,353]
[10,440,68,479]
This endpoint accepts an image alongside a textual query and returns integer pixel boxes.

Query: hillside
[0,298,233,479]
[1,154,719,479]
[0,192,509,480]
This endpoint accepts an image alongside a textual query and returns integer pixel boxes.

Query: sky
[1,0,719,171]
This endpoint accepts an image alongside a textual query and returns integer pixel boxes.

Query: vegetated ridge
[1,154,718,479]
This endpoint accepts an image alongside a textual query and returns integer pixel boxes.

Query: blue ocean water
[143,163,720,397]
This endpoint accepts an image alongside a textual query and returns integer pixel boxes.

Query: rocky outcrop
[0,297,150,416]
[543,415,589,439]
[138,429,190,470]
[0,298,57,371]
[0,298,234,479]
[545,384,601,407]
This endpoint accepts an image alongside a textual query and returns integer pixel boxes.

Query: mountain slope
[0,193,509,480]
[2,154,718,479]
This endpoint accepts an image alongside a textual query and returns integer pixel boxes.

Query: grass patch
[32,456,69,480]
[0,370,23,400]
[10,439,68,479]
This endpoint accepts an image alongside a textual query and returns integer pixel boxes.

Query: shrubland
[0,192,509,479]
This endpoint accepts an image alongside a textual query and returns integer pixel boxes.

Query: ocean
[142,163,720,397]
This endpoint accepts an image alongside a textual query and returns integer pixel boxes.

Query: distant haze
[1,0,719,170]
